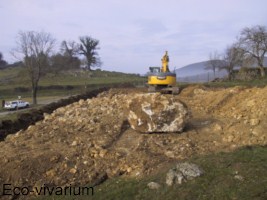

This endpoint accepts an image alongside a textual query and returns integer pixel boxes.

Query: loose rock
[147,182,161,190]
[166,162,204,186]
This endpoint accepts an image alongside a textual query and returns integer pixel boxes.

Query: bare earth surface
[0,86,266,198]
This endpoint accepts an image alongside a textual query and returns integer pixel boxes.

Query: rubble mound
[127,93,189,133]
[0,86,266,199]
[179,85,267,147]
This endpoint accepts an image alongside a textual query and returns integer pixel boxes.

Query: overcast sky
[0,0,266,73]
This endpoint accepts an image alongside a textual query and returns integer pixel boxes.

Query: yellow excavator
[147,51,179,94]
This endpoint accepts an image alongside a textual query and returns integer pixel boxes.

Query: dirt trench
[0,86,266,199]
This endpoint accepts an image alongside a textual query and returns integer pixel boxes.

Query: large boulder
[127,93,189,133]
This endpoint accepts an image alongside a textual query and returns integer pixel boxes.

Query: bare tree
[60,40,79,57]
[205,51,223,78]
[220,44,244,80]
[79,36,101,70]
[13,31,55,104]
[53,40,81,73]
[238,25,267,77]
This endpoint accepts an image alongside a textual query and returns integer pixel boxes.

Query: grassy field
[38,145,267,200]
[0,67,146,101]
[0,95,68,121]
[1,66,267,102]
[204,78,267,88]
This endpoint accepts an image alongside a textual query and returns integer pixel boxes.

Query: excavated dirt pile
[0,86,266,198]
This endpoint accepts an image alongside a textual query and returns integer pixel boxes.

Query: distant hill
[175,61,226,82]
[176,61,209,77]
[176,57,267,82]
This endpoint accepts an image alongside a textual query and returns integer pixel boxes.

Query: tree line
[0,30,101,104]
[0,52,8,69]
[205,25,267,80]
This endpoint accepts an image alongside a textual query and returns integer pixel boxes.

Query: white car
[4,100,30,110]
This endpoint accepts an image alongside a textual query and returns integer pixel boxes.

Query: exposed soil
[0,86,266,199]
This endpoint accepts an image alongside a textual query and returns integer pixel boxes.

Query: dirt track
[0,86,266,198]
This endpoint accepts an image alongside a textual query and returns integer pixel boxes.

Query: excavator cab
[149,67,161,73]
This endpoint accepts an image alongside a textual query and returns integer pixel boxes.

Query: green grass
[0,95,62,120]
[0,67,146,100]
[37,146,267,200]
[0,106,41,121]
[203,78,267,88]
[0,67,21,79]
